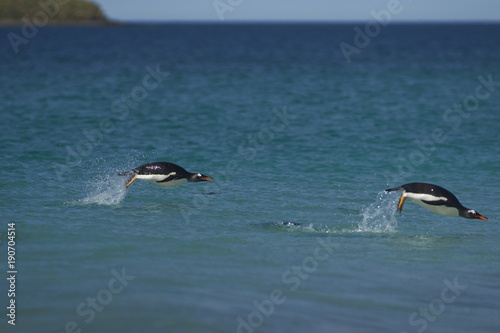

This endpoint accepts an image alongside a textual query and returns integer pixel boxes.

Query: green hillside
[0,0,110,24]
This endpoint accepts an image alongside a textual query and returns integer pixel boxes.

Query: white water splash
[78,174,127,206]
[357,191,399,233]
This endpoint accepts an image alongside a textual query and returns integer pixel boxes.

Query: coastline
[0,19,120,26]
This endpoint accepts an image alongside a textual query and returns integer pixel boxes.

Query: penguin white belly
[410,199,459,216]
[137,174,187,187]
[405,192,459,216]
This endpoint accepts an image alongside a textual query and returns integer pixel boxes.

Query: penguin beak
[202,176,213,182]
[475,213,488,221]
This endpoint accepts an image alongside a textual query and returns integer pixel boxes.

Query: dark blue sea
[1,23,500,333]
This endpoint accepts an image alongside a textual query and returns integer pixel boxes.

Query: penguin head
[189,173,213,183]
[463,209,488,221]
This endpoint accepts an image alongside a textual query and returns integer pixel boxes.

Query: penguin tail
[117,170,135,176]
[385,186,403,192]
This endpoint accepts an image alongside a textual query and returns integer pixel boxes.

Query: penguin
[386,182,487,220]
[118,162,213,188]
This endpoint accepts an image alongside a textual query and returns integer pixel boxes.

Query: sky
[92,0,500,22]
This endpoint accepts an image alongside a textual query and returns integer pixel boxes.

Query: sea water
[1,23,500,333]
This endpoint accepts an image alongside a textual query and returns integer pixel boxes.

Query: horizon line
[109,18,500,24]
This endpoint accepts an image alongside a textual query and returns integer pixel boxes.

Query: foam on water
[64,154,149,206]
[356,191,399,233]
[77,173,127,206]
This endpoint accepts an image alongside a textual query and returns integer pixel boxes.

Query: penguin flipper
[157,174,180,183]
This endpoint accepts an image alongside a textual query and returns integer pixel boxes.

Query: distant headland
[0,0,115,25]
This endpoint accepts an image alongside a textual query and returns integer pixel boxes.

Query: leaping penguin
[386,182,487,220]
[118,162,213,188]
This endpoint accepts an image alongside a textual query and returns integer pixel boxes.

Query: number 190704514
[8,223,15,269]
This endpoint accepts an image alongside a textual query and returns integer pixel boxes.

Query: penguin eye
[197,173,202,177]
[469,210,476,215]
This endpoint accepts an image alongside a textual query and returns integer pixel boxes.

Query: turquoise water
[1,24,500,332]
